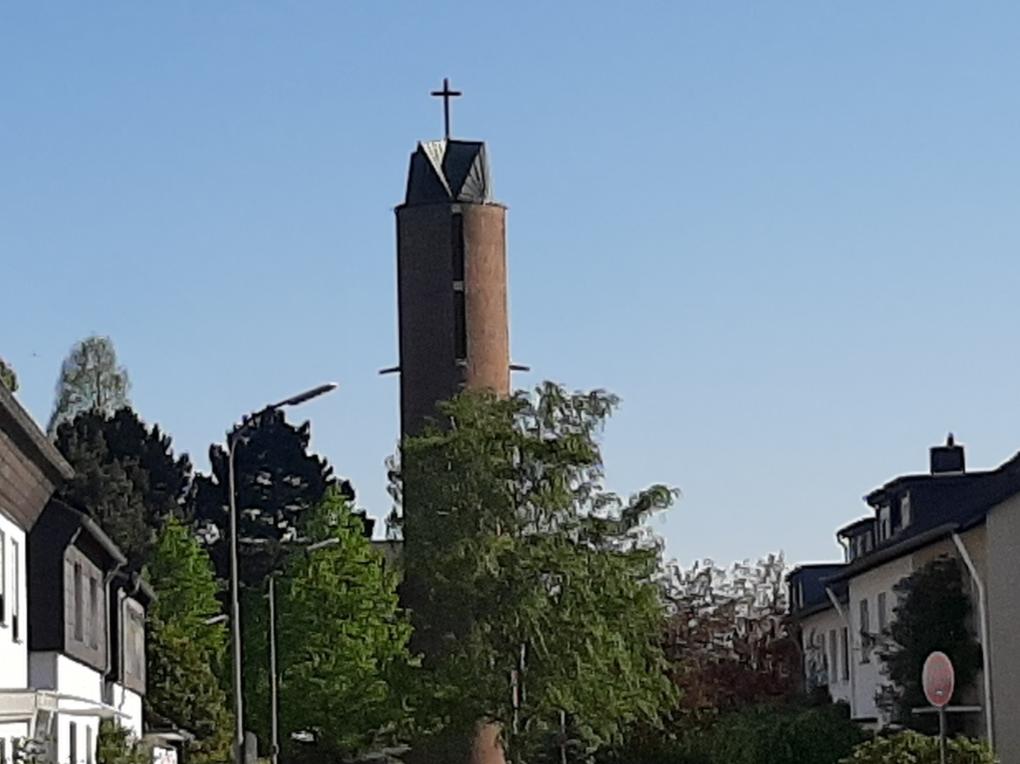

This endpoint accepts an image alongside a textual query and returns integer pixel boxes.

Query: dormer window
[901,493,911,528]
[878,505,891,541]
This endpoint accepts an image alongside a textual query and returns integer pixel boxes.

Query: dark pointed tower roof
[404,139,493,206]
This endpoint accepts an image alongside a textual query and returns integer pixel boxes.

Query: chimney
[930,433,965,475]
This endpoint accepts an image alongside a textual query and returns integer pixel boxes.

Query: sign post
[923,651,956,764]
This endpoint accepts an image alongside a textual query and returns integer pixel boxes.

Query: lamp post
[227,383,338,764]
[267,536,341,764]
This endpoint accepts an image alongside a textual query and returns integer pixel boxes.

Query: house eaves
[822,522,960,584]
[0,385,73,485]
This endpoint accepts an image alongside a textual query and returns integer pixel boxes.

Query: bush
[96,720,148,764]
[840,731,996,764]
[603,702,865,764]
[704,703,865,764]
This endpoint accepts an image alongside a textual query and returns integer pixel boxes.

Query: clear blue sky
[4,3,1020,569]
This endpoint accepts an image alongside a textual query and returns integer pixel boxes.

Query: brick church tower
[391,83,512,764]
[392,83,511,437]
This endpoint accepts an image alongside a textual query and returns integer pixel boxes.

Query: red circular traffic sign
[923,651,955,708]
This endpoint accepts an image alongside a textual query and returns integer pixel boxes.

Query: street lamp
[227,382,338,764]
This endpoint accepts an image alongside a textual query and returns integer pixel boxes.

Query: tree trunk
[469,723,504,764]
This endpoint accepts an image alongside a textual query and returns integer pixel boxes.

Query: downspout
[952,532,994,749]
[826,586,857,717]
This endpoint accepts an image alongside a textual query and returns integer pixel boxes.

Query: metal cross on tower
[430,77,462,140]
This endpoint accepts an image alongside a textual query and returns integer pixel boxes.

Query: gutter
[952,532,994,749]
[102,561,125,688]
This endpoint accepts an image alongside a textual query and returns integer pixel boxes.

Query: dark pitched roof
[788,563,847,616]
[824,450,1020,582]
[0,385,73,485]
[823,524,958,584]
[403,139,494,205]
[837,516,875,538]
[40,499,128,568]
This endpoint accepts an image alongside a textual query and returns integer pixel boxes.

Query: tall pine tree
[54,407,192,569]
[191,409,363,586]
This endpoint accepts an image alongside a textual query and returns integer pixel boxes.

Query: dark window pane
[454,291,466,361]
[451,213,464,281]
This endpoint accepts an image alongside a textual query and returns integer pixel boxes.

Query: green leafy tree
[54,408,192,569]
[0,357,17,393]
[840,730,996,763]
[878,557,982,728]
[96,719,148,764]
[146,517,233,764]
[190,409,362,586]
[393,383,678,763]
[241,488,412,762]
[664,554,799,712]
[47,335,130,435]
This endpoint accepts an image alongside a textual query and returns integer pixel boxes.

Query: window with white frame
[88,576,99,649]
[828,629,838,684]
[0,528,6,626]
[11,539,19,642]
[840,628,850,680]
[73,562,84,643]
[860,598,871,662]
[901,493,912,528]
[879,506,891,541]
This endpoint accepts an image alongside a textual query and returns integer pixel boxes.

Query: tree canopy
[145,517,233,764]
[275,488,412,761]
[394,383,677,763]
[190,408,361,585]
[54,407,192,569]
[878,556,982,729]
[48,335,130,434]
[0,357,17,393]
[663,554,798,712]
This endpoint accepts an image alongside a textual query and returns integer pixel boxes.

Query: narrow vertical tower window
[452,212,467,362]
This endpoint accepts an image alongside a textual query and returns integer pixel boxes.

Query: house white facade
[29,652,106,764]
[1,386,152,764]
[0,511,31,758]
[789,436,1020,758]
[0,384,75,760]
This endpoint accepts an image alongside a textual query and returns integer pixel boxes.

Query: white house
[28,499,135,764]
[0,384,74,759]
[789,435,1020,760]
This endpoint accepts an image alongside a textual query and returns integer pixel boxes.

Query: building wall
[31,653,104,764]
[0,512,28,689]
[461,203,510,398]
[798,606,852,707]
[846,555,915,722]
[914,525,988,724]
[987,493,1020,763]
[62,549,107,673]
[106,683,143,738]
[56,712,99,764]
[396,202,461,436]
[0,722,30,764]
[395,201,510,436]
